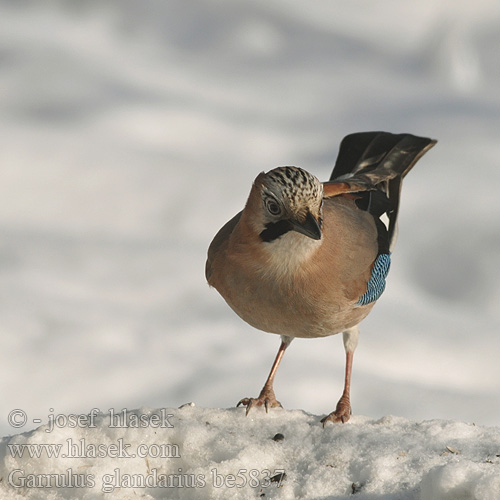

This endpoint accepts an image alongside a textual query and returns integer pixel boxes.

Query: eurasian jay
[206,132,436,425]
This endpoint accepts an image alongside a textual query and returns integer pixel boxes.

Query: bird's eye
[266,199,281,216]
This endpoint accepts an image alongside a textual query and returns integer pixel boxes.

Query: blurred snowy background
[1,0,499,437]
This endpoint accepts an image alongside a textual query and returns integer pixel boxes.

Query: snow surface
[1,406,500,499]
[1,0,500,497]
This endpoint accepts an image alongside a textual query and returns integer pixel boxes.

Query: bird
[205,131,436,425]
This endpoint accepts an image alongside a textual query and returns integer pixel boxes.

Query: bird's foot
[321,396,351,426]
[237,386,282,416]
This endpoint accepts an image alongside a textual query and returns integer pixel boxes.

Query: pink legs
[237,336,292,415]
[237,326,359,426]
[321,326,359,425]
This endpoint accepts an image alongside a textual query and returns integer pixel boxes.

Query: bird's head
[246,166,323,243]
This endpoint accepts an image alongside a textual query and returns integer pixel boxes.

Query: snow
[1,0,500,497]
[1,406,499,499]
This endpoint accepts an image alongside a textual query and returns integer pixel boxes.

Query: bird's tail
[325,132,436,251]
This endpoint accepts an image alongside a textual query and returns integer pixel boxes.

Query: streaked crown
[261,166,323,221]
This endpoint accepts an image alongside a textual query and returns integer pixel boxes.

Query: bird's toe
[236,390,282,416]
[321,397,352,426]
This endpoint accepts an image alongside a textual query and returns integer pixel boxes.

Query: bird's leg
[322,326,359,426]
[322,351,354,425]
[237,335,292,415]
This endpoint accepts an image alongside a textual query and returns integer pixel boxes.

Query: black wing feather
[328,132,436,251]
[329,131,435,182]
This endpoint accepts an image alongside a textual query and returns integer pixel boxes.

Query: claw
[321,397,352,426]
[321,412,349,427]
[236,398,253,416]
[236,391,282,416]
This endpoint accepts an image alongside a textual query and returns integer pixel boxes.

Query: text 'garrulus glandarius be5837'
[206,132,436,425]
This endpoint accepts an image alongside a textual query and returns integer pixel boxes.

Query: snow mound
[1,406,499,499]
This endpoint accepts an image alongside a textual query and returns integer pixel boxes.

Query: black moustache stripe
[259,220,293,242]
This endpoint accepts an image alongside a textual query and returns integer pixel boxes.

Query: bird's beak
[290,211,322,240]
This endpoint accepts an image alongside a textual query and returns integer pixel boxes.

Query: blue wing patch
[357,253,391,306]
